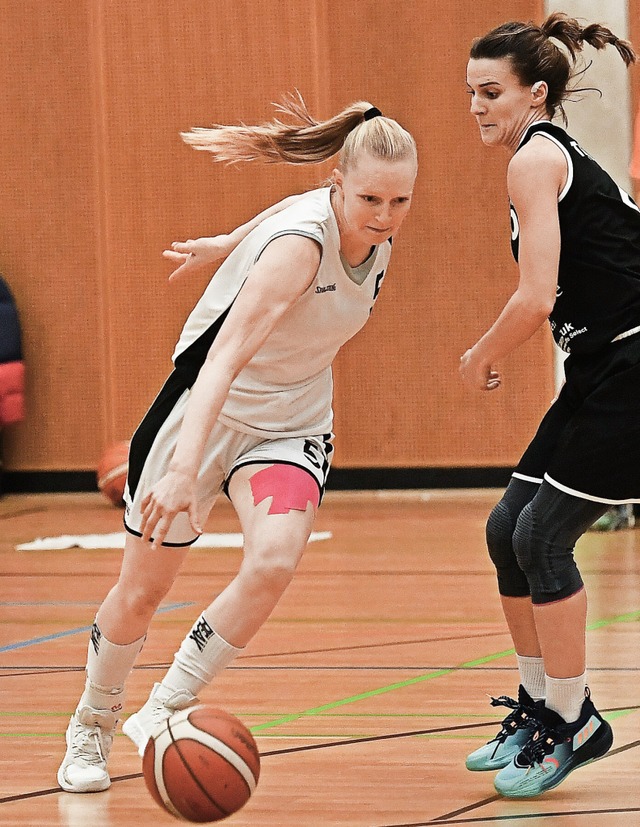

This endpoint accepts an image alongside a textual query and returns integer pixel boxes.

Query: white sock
[516,654,546,701]
[162,613,243,697]
[545,672,587,723]
[81,621,145,714]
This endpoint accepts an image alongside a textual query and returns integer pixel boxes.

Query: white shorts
[123,371,334,546]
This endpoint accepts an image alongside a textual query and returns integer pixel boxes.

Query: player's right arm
[163,191,311,281]
[141,233,322,546]
[460,138,563,391]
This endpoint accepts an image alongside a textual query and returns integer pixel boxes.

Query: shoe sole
[495,723,614,798]
[57,764,111,794]
[57,721,111,793]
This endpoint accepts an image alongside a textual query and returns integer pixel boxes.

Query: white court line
[16,531,332,551]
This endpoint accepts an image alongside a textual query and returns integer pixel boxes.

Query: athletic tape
[249,465,320,515]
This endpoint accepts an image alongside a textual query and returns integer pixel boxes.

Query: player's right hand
[140,470,202,549]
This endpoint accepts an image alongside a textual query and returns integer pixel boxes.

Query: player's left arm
[460,138,564,391]
[163,191,312,282]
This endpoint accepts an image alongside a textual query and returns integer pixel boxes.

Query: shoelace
[150,698,173,726]
[71,721,108,765]
[488,695,534,743]
[517,723,562,768]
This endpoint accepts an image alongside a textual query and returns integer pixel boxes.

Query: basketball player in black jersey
[462,13,638,797]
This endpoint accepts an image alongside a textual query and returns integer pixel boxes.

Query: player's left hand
[163,236,233,282]
[459,348,502,391]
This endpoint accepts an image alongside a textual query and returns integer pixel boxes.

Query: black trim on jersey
[126,366,197,502]
[174,304,233,371]
[127,305,235,502]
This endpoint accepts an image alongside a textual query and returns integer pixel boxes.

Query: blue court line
[0,602,104,607]
[0,602,194,653]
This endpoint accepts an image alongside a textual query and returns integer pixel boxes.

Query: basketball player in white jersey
[58,93,417,793]
[462,13,638,798]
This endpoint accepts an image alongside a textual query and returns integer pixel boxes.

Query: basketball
[96,440,130,506]
[142,705,260,823]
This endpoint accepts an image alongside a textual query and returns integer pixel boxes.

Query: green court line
[251,651,515,732]
[602,707,638,723]
[587,608,640,629]
[250,609,640,733]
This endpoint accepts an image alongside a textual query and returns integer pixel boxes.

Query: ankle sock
[545,672,587,723]
[161,613,243,697]
[516,654,546,701]
[81,621,145,713]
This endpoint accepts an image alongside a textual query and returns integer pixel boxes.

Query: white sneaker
[122,683,198,757]
[57,706,117,793]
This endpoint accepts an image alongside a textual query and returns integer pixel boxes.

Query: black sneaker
[494,688,613,797]
[465,685,543,771]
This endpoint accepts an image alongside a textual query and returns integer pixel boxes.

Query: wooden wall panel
[0,1,106,470]
[94,0,335,444]
[327,0,552,466]
[1,0,558,476]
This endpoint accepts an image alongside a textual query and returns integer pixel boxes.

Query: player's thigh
[228,463,318,564]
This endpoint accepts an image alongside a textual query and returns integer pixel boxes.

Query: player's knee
[512,502,583,604]
[486,499,530,597]
[117,579,172,620]
[240,538,301,595]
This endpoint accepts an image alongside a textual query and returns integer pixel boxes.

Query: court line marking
[250,608,640,732]
[380,805,640,825]
[0,602,194,653]
[1,609,638,808]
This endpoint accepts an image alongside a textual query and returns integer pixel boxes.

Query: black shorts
[514,333,640,503]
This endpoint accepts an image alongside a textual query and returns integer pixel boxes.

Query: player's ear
[331,167,343,189]
[531,80,548,105]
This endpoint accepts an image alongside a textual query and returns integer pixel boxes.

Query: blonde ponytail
[180,91,416,169]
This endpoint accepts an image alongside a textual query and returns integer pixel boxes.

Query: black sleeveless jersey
[510,121,640,354]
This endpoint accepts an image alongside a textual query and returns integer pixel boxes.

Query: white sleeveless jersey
[172,187,392,438]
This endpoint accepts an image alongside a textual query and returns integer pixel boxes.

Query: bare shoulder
[508,135,566,201]
[249,232,322,299]
[258,232,322,269]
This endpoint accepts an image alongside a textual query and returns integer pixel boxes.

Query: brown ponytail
[541,11,636,66]
[470,13,636,120]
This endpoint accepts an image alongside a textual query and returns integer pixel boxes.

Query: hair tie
[363,106,383,121]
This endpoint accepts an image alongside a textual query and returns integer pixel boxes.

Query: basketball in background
[96,440,130,506]
[142,705,260,823]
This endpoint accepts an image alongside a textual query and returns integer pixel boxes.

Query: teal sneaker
[466,686,542,771]
[494,689,613,798]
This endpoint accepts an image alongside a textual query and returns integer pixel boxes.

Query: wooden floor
[1,489,639,826]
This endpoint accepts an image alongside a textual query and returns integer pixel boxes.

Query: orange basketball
[142,705,260,823]
[96,440,130,506]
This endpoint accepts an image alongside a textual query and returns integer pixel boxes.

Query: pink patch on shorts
[249,465,320,515]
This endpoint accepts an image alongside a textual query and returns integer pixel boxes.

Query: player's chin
[479,128,499,146]
[368,230,394,245]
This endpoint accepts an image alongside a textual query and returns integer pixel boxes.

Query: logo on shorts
[189,617,215,652]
